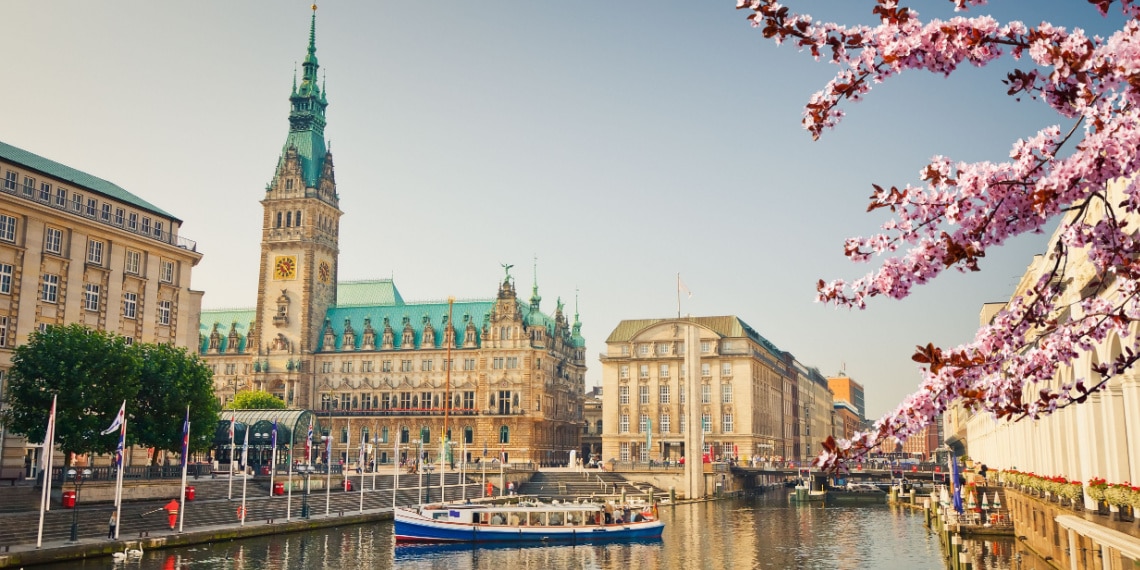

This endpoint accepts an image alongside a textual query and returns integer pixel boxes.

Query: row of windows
[0,213,176,281]
[0,315,135,347]
[617,413,733,434]
[620,340,716,357]
[617,383,732,405]
[619,362,732,379]
[303,423,513,447]
[32,274,171,323]
[3,170,169,239]
[318,390,481,411]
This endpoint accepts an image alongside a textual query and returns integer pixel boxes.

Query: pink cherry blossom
[738,0,1140,470]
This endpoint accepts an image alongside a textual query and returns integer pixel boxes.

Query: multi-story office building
[795,363,834,462]
[827,373,865,423]
[599,316,826,464]
[0,140,202,479]
[197,11,586,467]
[581,386,602,462]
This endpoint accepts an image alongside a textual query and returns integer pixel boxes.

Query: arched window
[341,427,349,443]
[286,211,293,227]
[400,426,409,444]
[463,426,473,444]
[275,211,282,228]
[295,210,302,226]
[499,425,509,444]
[381,426,389,443]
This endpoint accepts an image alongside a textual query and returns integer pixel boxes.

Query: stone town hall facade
[198,11,587,467]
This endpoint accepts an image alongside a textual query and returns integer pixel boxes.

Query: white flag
[100,401,126,435]
[678,276,692,299]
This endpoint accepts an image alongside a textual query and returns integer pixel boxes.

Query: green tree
[0,324,140,465]
[133,343,220,465]
[227,390,286,410]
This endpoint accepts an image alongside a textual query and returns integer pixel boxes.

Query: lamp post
[253,432,269,472]
[298,464,313,518]
[67,468,91,542]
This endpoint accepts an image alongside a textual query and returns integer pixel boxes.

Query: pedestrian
[108,511,117,539]
[508,481,515,496]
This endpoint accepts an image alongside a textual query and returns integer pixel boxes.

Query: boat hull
[395,509,664,544]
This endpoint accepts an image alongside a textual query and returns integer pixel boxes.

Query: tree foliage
[0,324,218,465]
[1,324,140,463]
[737,0,1140,468]
[134,343,220,465]
[227,390,286,410]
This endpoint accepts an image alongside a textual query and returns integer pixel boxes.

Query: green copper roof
[336,280,405,307]
[0,139,176,220]
[323,299,495,351]
[276,8,328,188]
[199,309,256,354]
[606,315,783,359]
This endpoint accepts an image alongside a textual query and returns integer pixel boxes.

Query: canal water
[40,491,1022,569]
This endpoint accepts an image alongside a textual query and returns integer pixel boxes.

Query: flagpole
[461,441,467,502]
[358,430,365,513]
[114,413,126,539]
[178,405,189,533]
[269,421,278,497]
[325,428,332,516]
[35,395,56,549]
[44,399,54,517]
[286,426,294,521]
[240,427,249,526]
[393,440,399,510]
[228,409,236,500]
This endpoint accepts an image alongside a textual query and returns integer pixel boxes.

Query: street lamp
[67,468,92,542]
[298,464,314,518]
[253,432,269,472]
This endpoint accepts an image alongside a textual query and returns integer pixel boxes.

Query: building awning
[213,409,321,447]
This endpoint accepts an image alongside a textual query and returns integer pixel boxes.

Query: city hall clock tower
[252,6,340,407]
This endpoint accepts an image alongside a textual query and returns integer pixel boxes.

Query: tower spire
[276,4,330,190]
[529,254,541,307]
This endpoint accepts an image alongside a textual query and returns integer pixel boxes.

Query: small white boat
[394,501,664,544]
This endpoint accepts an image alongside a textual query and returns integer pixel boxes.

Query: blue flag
[180,408,190,468]
[949,455,963,513]
[271,420,278,450]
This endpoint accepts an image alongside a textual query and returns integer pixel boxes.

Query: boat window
[528,512,545,526]
[489,512,505,525]
[565,512,577,525]
[549,512,563,526]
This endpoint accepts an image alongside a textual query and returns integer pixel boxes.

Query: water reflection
[35,491,1023,569]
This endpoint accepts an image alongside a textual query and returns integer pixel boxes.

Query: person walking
[107,512,117,539]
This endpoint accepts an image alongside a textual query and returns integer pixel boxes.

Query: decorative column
[1119,370,1140,484]
[1098,381,1130,484]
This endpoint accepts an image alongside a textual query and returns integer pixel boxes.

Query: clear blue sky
[0,2,1120,421]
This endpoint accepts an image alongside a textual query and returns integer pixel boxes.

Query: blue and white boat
[394,501,664,544]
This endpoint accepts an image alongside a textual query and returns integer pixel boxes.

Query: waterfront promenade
[0,471,482,569]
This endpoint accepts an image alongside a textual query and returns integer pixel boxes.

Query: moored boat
[394,501,664,544]
[825,482,887,505]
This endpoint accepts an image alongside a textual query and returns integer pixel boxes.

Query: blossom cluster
[738,0,1140,469]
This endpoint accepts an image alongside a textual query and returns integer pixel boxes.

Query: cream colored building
[958,178,1140,566]
[600,316,824,464]
[795,362,834,462]
[0,140,202,479]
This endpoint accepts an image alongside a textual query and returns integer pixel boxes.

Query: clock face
[318,260,331,284]
[273,256,297,280]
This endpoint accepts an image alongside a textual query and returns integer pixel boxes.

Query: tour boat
[824,482,887,505]
[394,501,664,544]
